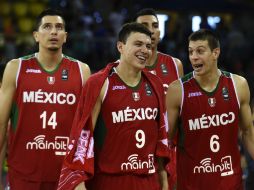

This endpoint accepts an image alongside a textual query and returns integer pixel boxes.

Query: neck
[115,63,142,87]
[194,69,221,92]
[36,49,63,71]
[147,48,157,67]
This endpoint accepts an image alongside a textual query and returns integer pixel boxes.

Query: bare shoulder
[166,79,182,105]
[3,59,20,84]
[168,79,182,92]
[232,74,250,103]
[6,58,20,72]
[232,74,248,86]
[79,61,91,83]
[173,57,182,65]
[173,57,184,77]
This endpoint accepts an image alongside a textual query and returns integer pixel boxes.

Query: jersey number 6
[210,134,220,152]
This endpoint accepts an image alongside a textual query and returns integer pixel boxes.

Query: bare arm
[74,79,107,190]
[157,157,168,190]
[173,58,184,78]
[233,74,254,159]
[79,62,91,85]
[0,59,19,151]
[166,79,182,140]
[0,141,6,189]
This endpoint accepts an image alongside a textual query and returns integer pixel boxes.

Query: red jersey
[144,52,179,94]
[8,53,83,182]
[94,67,159,175]
[57,63,170,190]
[178,71,243,190]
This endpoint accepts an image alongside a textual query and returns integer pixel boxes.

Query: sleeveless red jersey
[178,71,243,190]
[144,52,179,94]
[8,53,83,182]
[93,68,160,175]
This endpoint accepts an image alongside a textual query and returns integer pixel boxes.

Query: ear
[63,32,67,43]
[213,48,220,59]
[33,31,39,43]
[117,41,124,54]
[158,30,161,41]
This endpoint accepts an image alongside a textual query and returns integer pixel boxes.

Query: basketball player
[57,22,170,190]
[0,8,90,190]
[166,29,254,190]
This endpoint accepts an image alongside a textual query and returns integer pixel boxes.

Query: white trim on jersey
[77,60,84,85]
[16,58,22,88]
[172,56,180,79]
[180,78,184,115]
[102,78,109,103]
[230,73,240,109]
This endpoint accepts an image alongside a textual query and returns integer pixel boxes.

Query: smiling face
[188,40,220,76]
[118,31,152,70]
[33,15,67,52]
[136,15,160,49]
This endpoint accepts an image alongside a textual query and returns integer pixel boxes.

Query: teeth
[137,55,145,61]
[194,64,202,68]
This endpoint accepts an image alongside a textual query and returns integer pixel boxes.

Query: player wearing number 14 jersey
[7,53,88,189]
[0,9,91,190]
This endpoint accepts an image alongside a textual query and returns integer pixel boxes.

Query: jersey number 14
[40,111,58,129]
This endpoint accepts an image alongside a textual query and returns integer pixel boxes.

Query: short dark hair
[132,8,158,22]
[35,8,65,31]
[0,64,6,83]
[118,22,151,44]
[188,29,220,50]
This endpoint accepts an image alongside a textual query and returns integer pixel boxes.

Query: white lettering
[189,112,235,131]
[23,90,76,105]
[26,135,69,156]
[121,154,155,173]
[112,107,158,123]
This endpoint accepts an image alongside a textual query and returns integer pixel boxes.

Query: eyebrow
[188,45,206,49]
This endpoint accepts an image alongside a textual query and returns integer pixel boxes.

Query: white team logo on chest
[208,97,216,107]
[132,92,140,101]
[47,76,55,85]
[149,70,156,75]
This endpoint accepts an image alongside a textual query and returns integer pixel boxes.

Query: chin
[48,47,59,51]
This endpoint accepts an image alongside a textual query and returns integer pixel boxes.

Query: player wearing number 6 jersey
[57,23,170,190]
[0,9,90,190]
[166,29,254,190]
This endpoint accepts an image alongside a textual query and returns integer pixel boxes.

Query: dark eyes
[42,24,64,30]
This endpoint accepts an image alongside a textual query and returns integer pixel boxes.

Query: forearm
[0,141,6,190]
[0,125,7,152]
[74,182,87,190]
[242,126,254,159]
[157,158,168,190]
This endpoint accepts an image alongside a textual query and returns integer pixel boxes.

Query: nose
[141,45,151,57]
[148,26,154,35]
[189,51,198,60]
[50,26,57,34]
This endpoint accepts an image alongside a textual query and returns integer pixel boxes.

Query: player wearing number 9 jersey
[57,23,170,190]
[0,9,91,190]
[166,29,254,190]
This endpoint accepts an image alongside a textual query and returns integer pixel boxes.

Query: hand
[74,182,86,190]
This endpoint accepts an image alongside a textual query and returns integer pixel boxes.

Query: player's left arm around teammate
[234,74,254,159]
